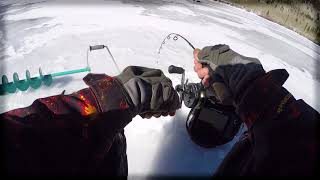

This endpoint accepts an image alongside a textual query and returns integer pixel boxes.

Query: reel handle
[168,65,185,74]
[89,45,105,51]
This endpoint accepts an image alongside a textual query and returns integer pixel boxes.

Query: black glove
[115,66,181,118]
[195,44,291,128]
[196,44,265,103]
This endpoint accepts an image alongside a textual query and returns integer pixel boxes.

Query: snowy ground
[0,0,319,177]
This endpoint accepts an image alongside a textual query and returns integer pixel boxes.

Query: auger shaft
[51,67,91,77]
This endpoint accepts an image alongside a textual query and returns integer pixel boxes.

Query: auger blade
[26,70,42,89]
[13,72,29,91]
[2,75,16,94]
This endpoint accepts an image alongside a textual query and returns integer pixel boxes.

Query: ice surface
[0,0,319,177]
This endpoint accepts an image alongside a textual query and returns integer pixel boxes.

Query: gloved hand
[193,44,265,105]
[194,44,292,129]
[115,66,181,118]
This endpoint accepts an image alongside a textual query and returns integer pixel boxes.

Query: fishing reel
[168,65,242,148]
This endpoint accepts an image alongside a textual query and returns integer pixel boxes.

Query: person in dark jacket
[1,44,319,176]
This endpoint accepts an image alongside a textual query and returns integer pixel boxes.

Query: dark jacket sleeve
[0,73,132,175]
[234,70,319,175]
